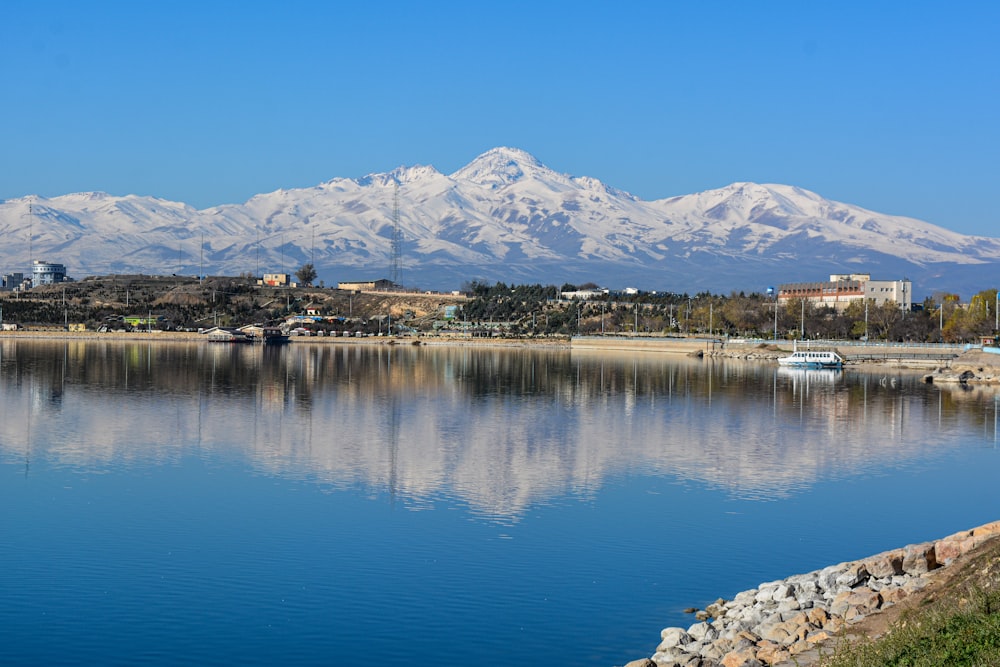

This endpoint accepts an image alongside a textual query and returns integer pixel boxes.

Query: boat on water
[206,328,252,343]
[259,327,290,345]
[777,350,844,368]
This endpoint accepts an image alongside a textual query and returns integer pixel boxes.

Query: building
[337,279,396,292]
[1,272,24,291]
[260,273,293,287]
[863,278,913,311]
[560,288,609,300]
[31,260,68,286]
[778,273,912,311]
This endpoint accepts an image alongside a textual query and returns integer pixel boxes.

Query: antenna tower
[390,181,403,286]
[28,202,33,269]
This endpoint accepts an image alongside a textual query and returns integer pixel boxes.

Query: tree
[295,263,317,286]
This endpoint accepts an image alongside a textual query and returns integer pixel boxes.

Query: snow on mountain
[1,148,998,295]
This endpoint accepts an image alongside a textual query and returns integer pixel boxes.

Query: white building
[31,260,68,286]
[779,273,912,311]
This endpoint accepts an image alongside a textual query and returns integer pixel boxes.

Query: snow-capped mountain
[1,147,998,295]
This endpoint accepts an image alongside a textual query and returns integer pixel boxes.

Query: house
[260,273,295,287]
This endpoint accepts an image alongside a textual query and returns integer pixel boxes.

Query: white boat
[777,350,844,368]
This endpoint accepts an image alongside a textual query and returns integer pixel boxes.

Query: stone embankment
[703,343,783,362]
[625,521,1000,667]
[922,349,1000,385]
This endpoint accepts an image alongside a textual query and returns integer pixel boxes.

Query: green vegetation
[822,540,1000,667]
[1,276,997,342]
[295,262,317,286]
[823,592,1000,667]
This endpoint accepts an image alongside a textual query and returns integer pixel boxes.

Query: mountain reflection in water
[1,340,996,516]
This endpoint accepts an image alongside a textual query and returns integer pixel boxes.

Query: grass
[820,539,1000,667]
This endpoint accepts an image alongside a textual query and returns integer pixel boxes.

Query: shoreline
[5,332,1000,383]
[625,521,1000,667]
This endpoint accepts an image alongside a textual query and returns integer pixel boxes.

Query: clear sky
[2,1,998,236]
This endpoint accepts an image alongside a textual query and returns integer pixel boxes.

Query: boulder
[651,646,693,665]
[720,647,762,667]
[624,660,657,667]
[902,543,938,574]
[831,587,882,617]
[686,621,717,643]
[865,549,905,578]
[972,521,1000,537]
[659,627,692,648]
[754,642,790,665]
[836,563,870,588]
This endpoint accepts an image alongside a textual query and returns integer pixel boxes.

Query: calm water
[1,340,999,666]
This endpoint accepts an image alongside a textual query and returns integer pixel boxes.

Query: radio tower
[389,181,403,287]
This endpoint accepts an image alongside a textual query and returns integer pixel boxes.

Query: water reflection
[1,340,998,516]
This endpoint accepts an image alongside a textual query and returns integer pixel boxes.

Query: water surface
[1,341,998,665]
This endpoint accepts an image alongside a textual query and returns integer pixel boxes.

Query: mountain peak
[451,147,551,189]
[354,163,444,188]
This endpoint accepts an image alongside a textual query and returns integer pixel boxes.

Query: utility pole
[773,300,778,341]
[390,182,403,286]
[864,299,869,342]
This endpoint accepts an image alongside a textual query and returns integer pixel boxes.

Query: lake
[1,340,998,666]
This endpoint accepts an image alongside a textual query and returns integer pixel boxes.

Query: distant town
[0,259,997,344]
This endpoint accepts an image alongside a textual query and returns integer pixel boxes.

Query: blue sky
[1,1,998,236]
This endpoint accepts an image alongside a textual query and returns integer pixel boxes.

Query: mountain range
[2,146,998,296]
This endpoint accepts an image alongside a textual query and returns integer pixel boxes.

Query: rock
[720,647,762,667]
[806,607,830,627]
[639,523,1000,667]
[902,543,938,574]
[787,639,813,656]
[624,660,657,667]
[754,642,790,665]
[972,521,1000,537]
[651,646,691,665]
[705,599,728,618]
[687,622,717,643]
[699,640,730,661]
[817,564,845,592]
[659,627,692,649]
[865,549,905,578]
[836,563,870,588]
[831,587,882,617]
[806,629,835,644]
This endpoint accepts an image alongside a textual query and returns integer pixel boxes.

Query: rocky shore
[922,349,1000,385]
[625,521,1000,667]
